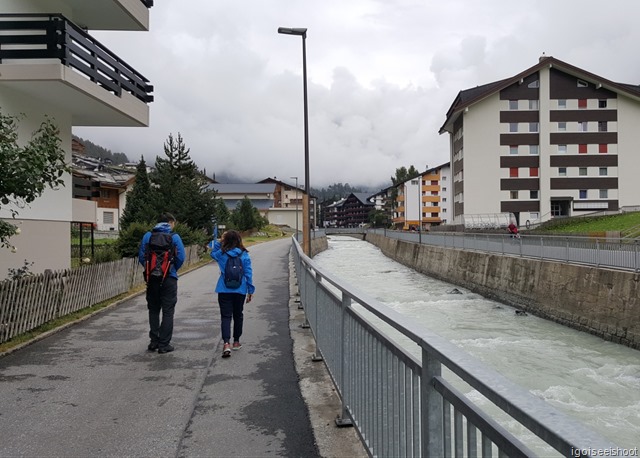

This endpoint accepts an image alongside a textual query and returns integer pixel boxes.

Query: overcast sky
[74,0,640,190]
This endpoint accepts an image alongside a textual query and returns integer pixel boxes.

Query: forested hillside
[73,135,130,165]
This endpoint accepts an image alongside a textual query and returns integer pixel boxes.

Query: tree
[150,133,217,232]
[391,165,420,185]
[120,156,157,231]
[231,197,261,232]
[0,111,70,248]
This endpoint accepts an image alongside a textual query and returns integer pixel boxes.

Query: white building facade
[0,1,153,276]
[440,56,640,227]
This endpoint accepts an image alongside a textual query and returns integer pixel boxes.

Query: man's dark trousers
[146,277,178,347]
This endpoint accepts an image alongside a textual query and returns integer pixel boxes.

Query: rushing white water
[314,236,640,452]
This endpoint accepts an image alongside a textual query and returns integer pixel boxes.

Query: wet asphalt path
[0,238,319,457]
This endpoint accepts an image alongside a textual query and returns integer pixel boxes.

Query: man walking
[138,213,186,353]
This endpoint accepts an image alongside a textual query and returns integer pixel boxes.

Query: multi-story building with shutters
[439,55,640,227]
[0,1,153,276]
[391,163,451,230]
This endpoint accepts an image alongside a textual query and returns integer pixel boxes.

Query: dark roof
[349,193,375,206]
[439,56,640,134]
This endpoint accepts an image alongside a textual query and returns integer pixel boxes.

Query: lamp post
[278,26,311,256]
[290,176,299,239]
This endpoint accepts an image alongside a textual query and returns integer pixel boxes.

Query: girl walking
[210,230,255,357]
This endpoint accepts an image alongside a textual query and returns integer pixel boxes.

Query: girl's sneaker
[232,341,242,350]
[222,343,231,358]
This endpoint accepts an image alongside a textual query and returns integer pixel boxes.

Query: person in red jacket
[507,223,520,239]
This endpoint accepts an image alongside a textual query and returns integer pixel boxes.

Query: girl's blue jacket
[210,240,255,295]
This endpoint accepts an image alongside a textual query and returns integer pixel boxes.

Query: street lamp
[278,26,311,256]
[290,176,299,238]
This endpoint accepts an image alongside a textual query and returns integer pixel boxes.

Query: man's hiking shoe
[148,342,159,352]
[158,344,174,354]
[222,343,231,358]
[232,342,242,350]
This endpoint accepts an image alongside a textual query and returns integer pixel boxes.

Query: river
[313,236,640,452]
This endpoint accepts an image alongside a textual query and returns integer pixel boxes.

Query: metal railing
[292,237,619,457]
[0,14,153,103]
[348,229,640,272]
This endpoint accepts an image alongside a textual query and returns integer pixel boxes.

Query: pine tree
[150,133,216,231]
[120,156,157,230]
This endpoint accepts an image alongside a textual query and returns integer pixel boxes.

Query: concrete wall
[365,233,639,350]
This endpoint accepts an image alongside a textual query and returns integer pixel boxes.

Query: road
[0,238,330,457]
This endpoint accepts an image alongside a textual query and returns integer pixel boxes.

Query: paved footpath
[0,238,364,458]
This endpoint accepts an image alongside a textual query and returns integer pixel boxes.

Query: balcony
[0,14,153,126]
[7,0,153,31]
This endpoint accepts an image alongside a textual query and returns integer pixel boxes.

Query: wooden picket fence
[0,245,202,344]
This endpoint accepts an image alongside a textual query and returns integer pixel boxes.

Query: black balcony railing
[0,14,153,104]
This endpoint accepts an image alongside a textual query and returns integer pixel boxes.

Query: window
[558,122,567,131]
[530,190,539,199]
[559,167,567,176]
[599,144,608,154]
[411,179,419,185]
[599,100,607,108]
[509,123,518,132]
[598,121,608,132]
[558,99,567,109]
[529,122,539,132]
[431,180,438,185]
[599,167,608,176]
[599,189,608,198]
[558,144,567,154]
[529,100,539,110]
[442,197,447,202]
[578,99,587,109]
[510,145,518,155]
[577,79,588,87]
[579,121,588,132]
[579,190,587,199]
[530,167,539,177]
[431,212,438,217]
[103,212,114,224]
[443,208,447,212]
[510,167,519,177]
[100,190,110,199]
[442,187,447,192]
[528,80,539,88]
[579,167,587,176]
[529,145,539,155]
[579,144,588,154]
[509,100,518,110]
[510,191,519,199]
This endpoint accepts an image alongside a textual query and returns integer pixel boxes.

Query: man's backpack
[144,231,175,283]
[223,252,244,289]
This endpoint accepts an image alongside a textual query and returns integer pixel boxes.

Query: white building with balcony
[0,1,153,277]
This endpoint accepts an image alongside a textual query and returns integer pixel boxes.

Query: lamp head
[278,27,307,37]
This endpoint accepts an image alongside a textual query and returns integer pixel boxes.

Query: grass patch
[534,212,640,235]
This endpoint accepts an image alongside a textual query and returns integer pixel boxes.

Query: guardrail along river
[315,236,639,450]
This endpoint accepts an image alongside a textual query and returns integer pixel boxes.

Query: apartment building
[0,1,153,276]
[439,55,640,226]
[392,163,451,230]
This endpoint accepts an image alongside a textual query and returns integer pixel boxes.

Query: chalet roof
[72,167,134,188]
[439,56,640,134]
[350,193,375,206]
